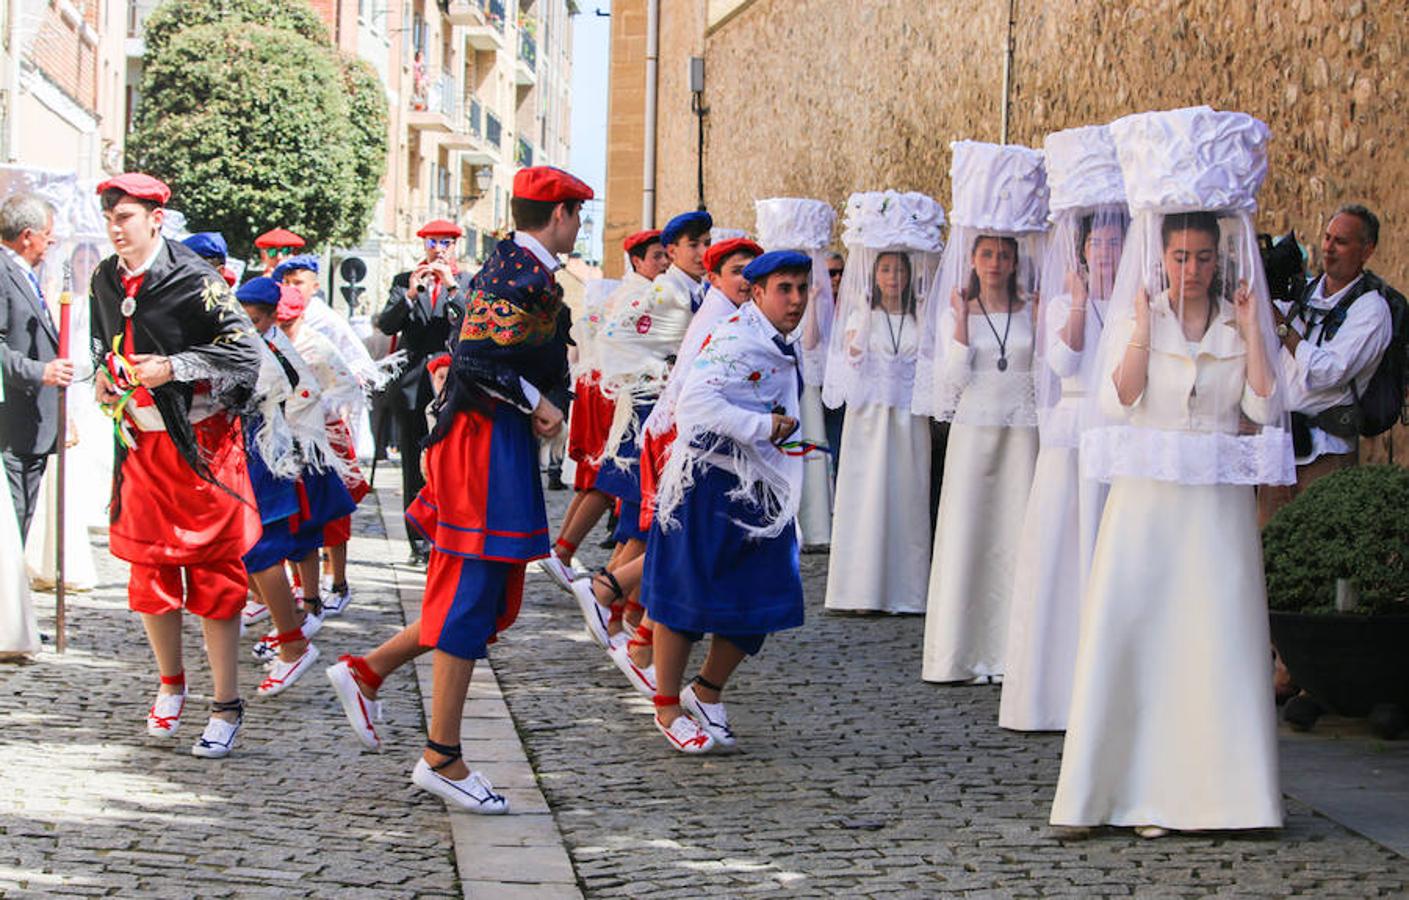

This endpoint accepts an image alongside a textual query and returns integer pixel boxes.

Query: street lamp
[472,165,493,199]
[689,55,706,211]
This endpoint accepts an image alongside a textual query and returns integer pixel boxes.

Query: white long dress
[922,309,1038,682]
[795,383,833,549]
[24,289,104,590]
[824,308,930,613]
[1,381,40,656]
[999,295,1110,730]
[1050,300,1282,830]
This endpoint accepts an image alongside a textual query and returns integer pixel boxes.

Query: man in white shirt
[1261,204,1394,524]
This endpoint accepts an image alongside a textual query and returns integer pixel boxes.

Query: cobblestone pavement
[492,488,1409,898]
[0,494,461,898]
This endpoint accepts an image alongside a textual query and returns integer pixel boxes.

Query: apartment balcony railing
[467,97,483,139]
[485,111,503,148]
[486,0,507,32]
[408,72,458,133]
[518,30,537,69]
[515,137,533,168]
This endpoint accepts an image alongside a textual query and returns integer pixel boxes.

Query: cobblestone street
[492,489,1409,897]
[0,496,461,897]
[4,483,1409,897]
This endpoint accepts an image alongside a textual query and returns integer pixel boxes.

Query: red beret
[416,219,464,239]
[703,238,764,274]
[622,229,661,253]
[254,228,306,249]
[426,353,451,376]
[512,166,594,203]
[95,173,170,205]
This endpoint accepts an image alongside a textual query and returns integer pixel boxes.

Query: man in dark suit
[376,218,470,563]
[0,192,70,541]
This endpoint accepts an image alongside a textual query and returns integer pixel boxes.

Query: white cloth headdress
[820,190,945,411]
[756,198,837,387]
[914,141,1048,424]
[1081,106,1295,486]
[1034,126,1130,447]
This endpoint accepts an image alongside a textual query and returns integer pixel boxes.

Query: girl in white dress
[822,191,945,614]
[1,377,41,658]
[1051,107,1295,836]
[755,198,837,551]
[916,142,1046,682]
[1000,126,1129,731]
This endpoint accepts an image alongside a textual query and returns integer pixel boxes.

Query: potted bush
[1263,464,1409,738]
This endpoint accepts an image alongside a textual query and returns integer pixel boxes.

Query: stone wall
[653,0,1409,463]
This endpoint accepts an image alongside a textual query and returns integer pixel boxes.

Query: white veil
[913,141,1048,425]
[1081,107,1296,486]
[755,198,837,387]
[1035,125,1130,448]
[820,190,945,411]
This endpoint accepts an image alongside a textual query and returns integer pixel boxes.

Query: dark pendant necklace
[882,308,905,356]
[974,295,1013,371]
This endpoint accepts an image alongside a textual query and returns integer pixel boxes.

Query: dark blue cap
[182,232,227,259]
[743,250,812,283]
[272,253,319,282]
[236,276,281,307]
[660,210,713,246]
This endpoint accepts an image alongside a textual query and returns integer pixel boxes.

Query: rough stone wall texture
[658,0,1409,463]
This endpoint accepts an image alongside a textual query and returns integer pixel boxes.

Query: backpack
[1308,269,1409,437]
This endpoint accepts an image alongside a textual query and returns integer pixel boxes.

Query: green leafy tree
[142,0,328,58]
[334,54,389,248]
[128,0,387,259]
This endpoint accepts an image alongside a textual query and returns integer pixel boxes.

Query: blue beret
[660,210,714,246]
[182,232,227,259]
[743,250,812,283]
[236,276,281,307]
[271,254,319,282]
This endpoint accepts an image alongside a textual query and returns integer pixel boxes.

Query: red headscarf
[275,284,308,324]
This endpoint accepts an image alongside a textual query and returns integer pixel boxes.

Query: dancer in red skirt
[90,174,263,758]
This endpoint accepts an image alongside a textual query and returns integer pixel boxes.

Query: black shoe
[546,474,567,491]
[408,545,429,566]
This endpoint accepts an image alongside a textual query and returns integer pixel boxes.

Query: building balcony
[440,96,502,166]
[444,0,485,27]
[466,0,508,50]
[408,72,458,133]
[515,136,534,168]
[514,30,537,86]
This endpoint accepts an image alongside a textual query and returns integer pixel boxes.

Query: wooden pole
[54,264,71,653]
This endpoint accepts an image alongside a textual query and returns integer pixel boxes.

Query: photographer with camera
[377,219,471,564]
[1259,204,1399,524]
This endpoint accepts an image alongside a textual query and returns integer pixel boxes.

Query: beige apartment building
[103,0,573,301]
[1,0,128,177]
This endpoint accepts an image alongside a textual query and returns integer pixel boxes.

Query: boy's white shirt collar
[118,238,166,278]
[513,231,560,272]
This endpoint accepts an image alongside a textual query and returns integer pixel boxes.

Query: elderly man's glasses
[828,268,844,278]
[425,237,455,249]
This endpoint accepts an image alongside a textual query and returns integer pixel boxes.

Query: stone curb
[375,485,584,899]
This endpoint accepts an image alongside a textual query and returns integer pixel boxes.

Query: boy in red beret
[90,173,264,757]
[328,167,589,809]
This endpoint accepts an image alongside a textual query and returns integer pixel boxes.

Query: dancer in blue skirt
[643,250,817,754]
